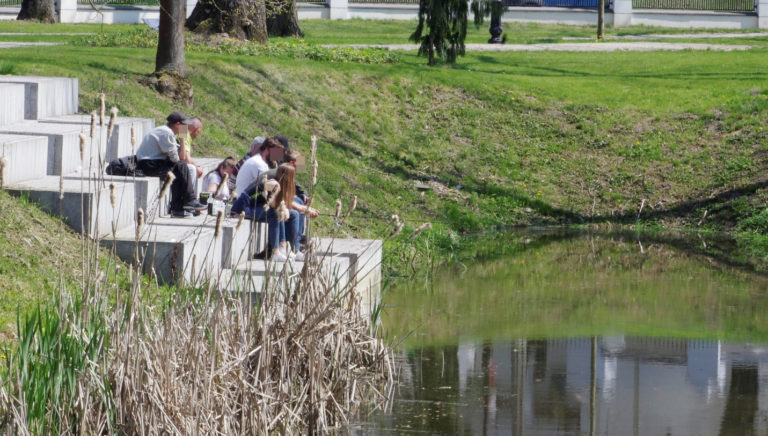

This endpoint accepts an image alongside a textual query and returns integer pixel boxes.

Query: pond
[358,229,768,435]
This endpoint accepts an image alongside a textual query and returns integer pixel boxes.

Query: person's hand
[307,207,319,219]
[196,165,203,178]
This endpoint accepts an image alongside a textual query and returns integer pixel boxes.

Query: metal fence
[0,0,20,6]
[632,0,754,10]
[503,0,606,7]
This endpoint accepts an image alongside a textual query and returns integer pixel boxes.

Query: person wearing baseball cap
[135,111,206,217]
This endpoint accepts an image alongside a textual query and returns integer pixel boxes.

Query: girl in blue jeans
[267,164,300,262]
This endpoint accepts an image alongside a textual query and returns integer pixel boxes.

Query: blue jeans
[267,208,300,251]
[230,192,267,222]
[294,196,306,247]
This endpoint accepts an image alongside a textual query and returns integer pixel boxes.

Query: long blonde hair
[273,163,295,207]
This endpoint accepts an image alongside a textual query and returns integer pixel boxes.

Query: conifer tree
[410,0,468,66]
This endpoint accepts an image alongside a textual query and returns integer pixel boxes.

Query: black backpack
[106,155,143,177]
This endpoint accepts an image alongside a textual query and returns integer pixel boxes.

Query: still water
[363,230,768,435]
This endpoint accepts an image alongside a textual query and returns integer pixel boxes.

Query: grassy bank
[2,20,768,314]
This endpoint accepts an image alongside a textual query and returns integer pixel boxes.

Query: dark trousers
[137,159,194,212]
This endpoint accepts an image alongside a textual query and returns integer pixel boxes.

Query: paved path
[335,41,753,51]
[563,32,768,40]
[0,42,61,48]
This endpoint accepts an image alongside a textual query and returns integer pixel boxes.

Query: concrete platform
[0,83,25,126]
[221,253,352,296]
[103,214,224,285]
[93,172,161,214]
[0,76,78,120]
[40,114,155,162]
[0,120,107,176]
[0,134,49,184]
[6,175,136,238]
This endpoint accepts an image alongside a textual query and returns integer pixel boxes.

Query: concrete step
[221,252,353,296]
[102,214,225,285]
[6,175,136,238]
[40,114,155,162]
[0,134,49,184]
[0,83,26,126]
[0,76,78,120]
[101,212,265,285]
[0,120,107,177]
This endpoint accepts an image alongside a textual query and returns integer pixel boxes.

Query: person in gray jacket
[136,111,206,217]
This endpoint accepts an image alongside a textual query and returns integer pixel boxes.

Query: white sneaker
[294,251,305,262]
[272,252,288,262]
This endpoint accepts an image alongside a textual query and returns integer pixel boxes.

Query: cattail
[334,199,342,219]
[388,221,404,238]
[277,200,290,222]
[109,183,116,208]
[311,160,318,187]
[99,93,105,126]
[159,171,175,200]
[130,123,136,155]
[0,156,7,189]
[262,174,271,211]
[344,195,357,218]
[59,173,64,200]
[215,173,229,198]
[236,211,245,229]
[214,210,223,238]
[107,107,118,139]
[90,111,96,138]
[310,135,317,164]
[78,132,86,161]
[409,222,432,239]
[136,208,144,237]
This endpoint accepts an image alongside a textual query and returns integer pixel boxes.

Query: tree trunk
[186,0,268,42]
[156,0,186,75]
[266,0,302,38]
[597,0,605,40]
[17,0,56,23]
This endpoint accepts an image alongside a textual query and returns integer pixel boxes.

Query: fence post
[58,0,77,23]
[612,0,632,26]
[329,0,348,19]
[759,0,768,28]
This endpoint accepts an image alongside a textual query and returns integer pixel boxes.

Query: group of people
[134,111,318,262]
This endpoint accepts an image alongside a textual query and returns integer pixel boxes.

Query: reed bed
[0,113,394,434]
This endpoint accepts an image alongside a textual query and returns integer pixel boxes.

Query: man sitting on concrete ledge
[136,111,206,217]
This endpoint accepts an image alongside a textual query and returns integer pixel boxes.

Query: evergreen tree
[409,0,468,66]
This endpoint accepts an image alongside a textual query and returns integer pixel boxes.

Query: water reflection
[371,337,768,435]
[362,230,768,434]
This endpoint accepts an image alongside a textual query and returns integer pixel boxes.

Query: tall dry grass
[0,106,394,434]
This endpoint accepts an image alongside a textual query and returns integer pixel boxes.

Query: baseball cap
[167,111,193,125]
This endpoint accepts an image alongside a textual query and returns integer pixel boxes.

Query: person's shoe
[171,209,192,218]
[271,252,288,262]
[253,249,268,260]
[183,200,206,211]
[294,251,305,262]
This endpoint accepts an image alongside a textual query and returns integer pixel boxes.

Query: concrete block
[6,175,136,238]
[92,173,161,214]
[0,76,78,120]
[314,237,382,318]
[0,134,49,184]
[0,120,106,176]
[40,115,155,162]
[0,84,25,126]
[223,254,352,297]
[103,215,223,285]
